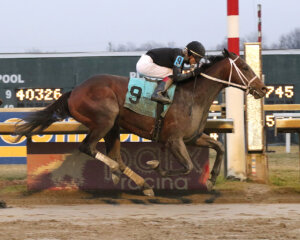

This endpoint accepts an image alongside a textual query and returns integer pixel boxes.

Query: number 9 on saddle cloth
[124,77,176,118]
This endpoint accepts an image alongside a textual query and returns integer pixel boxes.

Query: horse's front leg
[148,138,194,177]
[188,133,225,191]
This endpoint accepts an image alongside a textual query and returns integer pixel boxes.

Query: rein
[189,74,198,116]
[200,56,258,94]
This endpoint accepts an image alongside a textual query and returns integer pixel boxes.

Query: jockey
[136,41,206,104]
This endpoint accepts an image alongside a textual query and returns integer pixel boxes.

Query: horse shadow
[26,142,218,202]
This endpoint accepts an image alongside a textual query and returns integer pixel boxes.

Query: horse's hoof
[111,174,120,185]
[111,170,122,185]
[143,188,155,197]
[146,160,159,169]
[206,179,214,192]
[111,162,120,172]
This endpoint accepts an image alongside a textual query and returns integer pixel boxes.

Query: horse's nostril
[262,87,267,94]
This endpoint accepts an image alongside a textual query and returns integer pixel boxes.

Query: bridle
[200,56,259,94]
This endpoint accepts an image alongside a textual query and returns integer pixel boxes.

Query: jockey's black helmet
[186,41,206,59]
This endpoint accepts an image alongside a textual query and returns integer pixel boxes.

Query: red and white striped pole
[227,0,239,55]
[258,4,262,42]
[226,0,246,180]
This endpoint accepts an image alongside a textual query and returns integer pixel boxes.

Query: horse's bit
[200,56,258,94]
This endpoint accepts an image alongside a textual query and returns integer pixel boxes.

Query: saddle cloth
[124,77,176,118]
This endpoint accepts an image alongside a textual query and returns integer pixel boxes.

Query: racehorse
[15,49,266,196]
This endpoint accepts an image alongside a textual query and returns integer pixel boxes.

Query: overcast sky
[0,0,299,53]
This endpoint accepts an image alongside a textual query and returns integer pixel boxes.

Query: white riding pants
[136,55,173,79]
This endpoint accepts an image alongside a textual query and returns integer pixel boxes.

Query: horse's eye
[243,66,249,71]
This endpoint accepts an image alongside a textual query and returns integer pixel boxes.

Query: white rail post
[286,133,291,153]
[226,0,246,180]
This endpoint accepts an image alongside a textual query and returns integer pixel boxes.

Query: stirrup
[151,93,171,104]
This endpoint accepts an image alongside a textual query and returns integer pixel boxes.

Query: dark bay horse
[15,49,266,196]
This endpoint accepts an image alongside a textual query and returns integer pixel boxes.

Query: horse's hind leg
[103,124,123,184]
[79,127,120,177]
[190,133,225,191]
[104,125,154,196]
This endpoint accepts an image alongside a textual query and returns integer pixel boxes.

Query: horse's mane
[176,55,225,85]
[176,55,226,86]
[201,55,226,71]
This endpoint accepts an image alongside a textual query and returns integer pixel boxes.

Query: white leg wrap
[95,152,119,170]
[123,167,145,187]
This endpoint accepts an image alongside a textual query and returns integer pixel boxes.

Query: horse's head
[222,48,267,99]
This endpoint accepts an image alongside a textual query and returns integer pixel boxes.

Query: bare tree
[107,41,179,52]
[215,32,269,51]
[25,47,42,53]
[272,28,300,49]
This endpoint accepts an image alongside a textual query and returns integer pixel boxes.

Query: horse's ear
[222,48,230,57]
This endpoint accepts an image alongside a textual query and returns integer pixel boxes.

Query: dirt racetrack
[0,184,300,240]
[0,203,300,240]
[0,145,300,239]
[1,177,300,239]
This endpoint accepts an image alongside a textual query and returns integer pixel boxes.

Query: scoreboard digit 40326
[2,88,64,108]
[16,88,63,102]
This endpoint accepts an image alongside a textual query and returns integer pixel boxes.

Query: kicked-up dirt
[0,182,300,240]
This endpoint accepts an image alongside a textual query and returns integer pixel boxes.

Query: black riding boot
[151,78,173,104]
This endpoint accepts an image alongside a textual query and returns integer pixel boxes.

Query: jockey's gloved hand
[193,67,202,76]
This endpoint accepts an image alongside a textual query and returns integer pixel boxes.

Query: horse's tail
[15,91,72,142]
